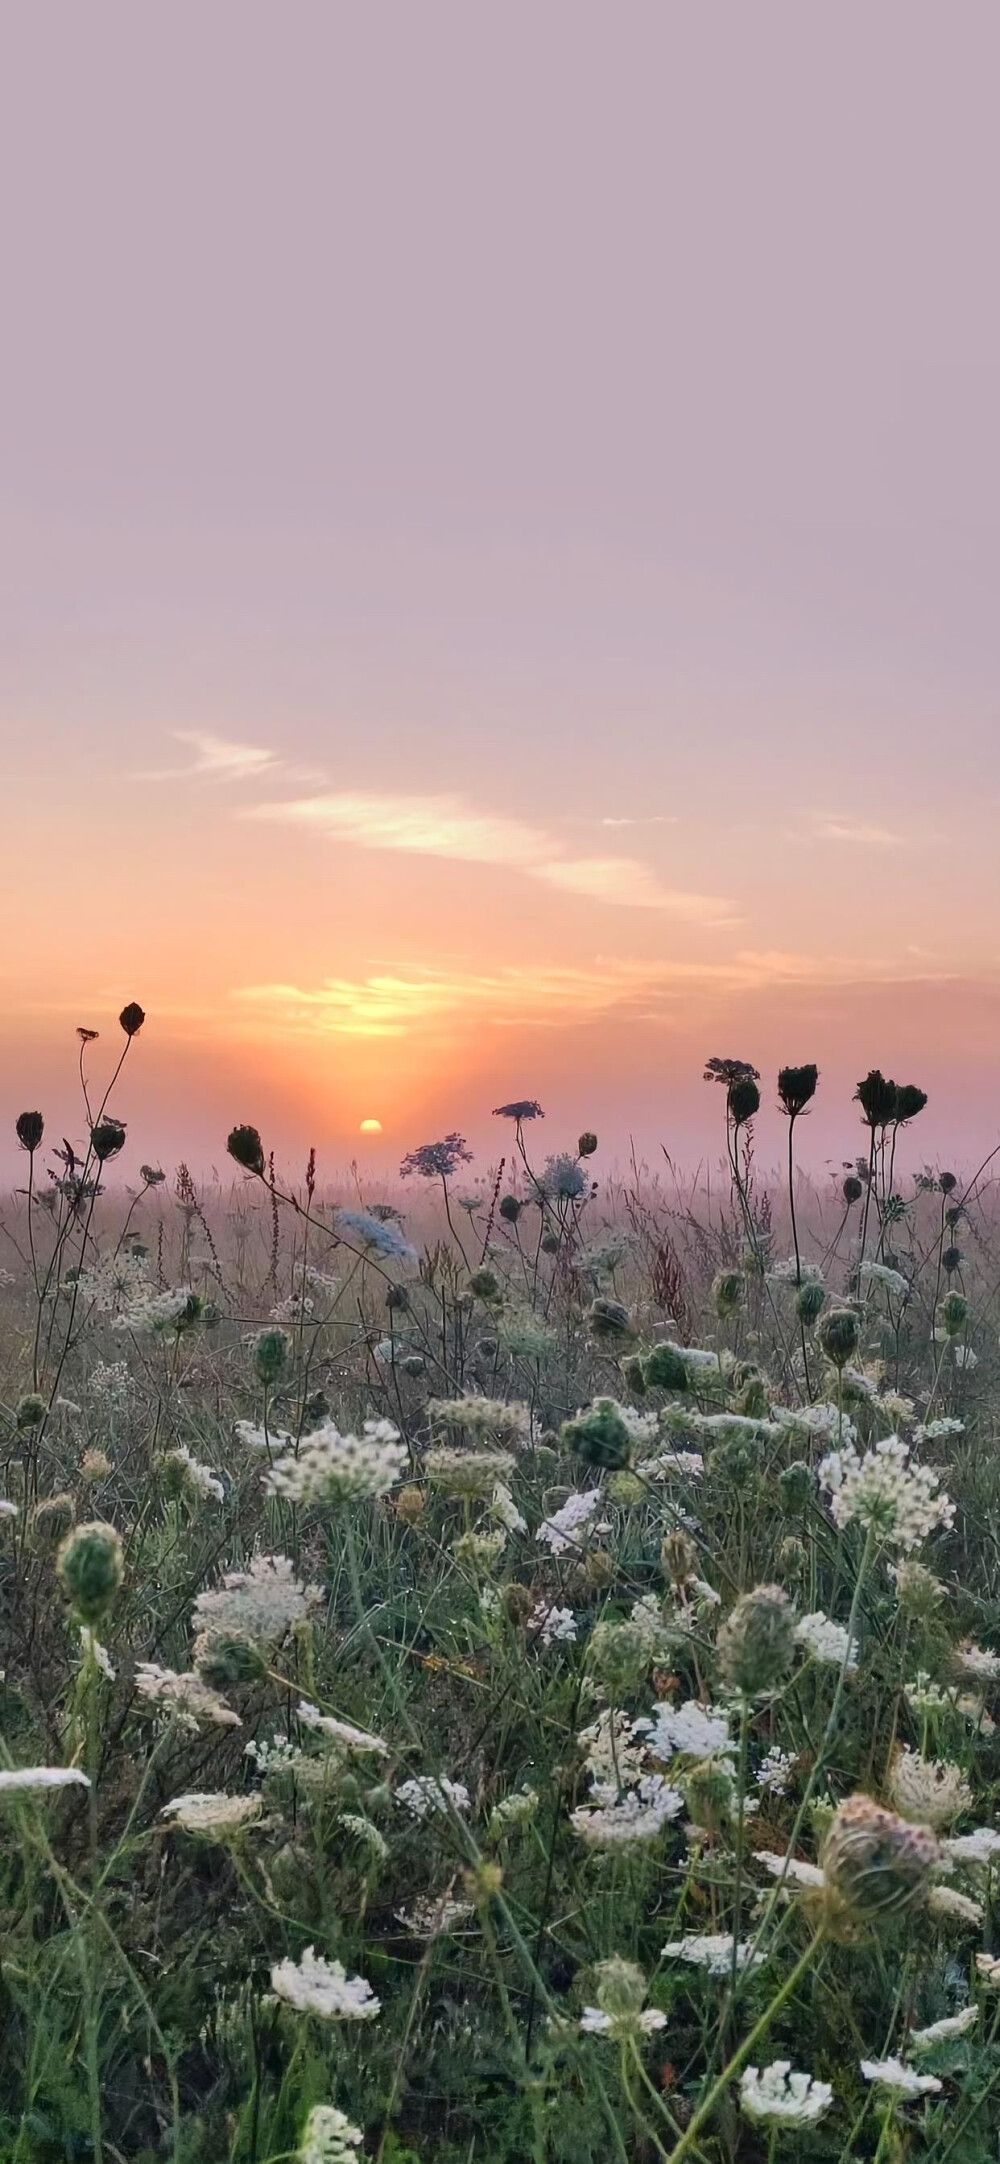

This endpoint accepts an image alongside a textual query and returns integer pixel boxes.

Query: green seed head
[57,1520,124,1624]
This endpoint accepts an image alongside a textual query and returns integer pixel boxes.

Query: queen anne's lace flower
[531,1602,578,1646]
[296,1702,388,1754]
[536,1490,603,1553]
[191,1555,319,1649]
[819,1435,954,1550]
[396,1775,471,1819]
[395,1893,475,1938]
[161,1791,263,1838]
[910,2007,978,2049]
[134,1665,241,1729]
[739,2061,833,2126]
[571,1774,684,1848]
[860,2057,942,2096]
[298,2104,364,2164]
[754,1849,824,1888]
[889,1748,971,1830]
[0,1766,90,1793]
[943,1827,1000,1865]
[271,1947,380,2020]
[795,1611,858,1670]
[266,1421,406,1504]
[663,1934,763,1975]
[646,1700,733,1762]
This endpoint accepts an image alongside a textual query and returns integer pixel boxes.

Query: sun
[359,1118,383,1135]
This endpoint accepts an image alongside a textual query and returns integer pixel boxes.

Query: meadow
[4,1012,1000,2164]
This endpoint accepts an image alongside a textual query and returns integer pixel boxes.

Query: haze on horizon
[4,3,1000,1183]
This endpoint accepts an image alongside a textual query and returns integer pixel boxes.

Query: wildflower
[254,1327,290,1382]
[296,1703,388,1755]
[644,1449,705,1481]
[265,1422,406,1504]
[487,1788,539,1840]
[739,2061,833,2127]
[859,1260,911,1300]
[662,1934,763,1975]
[571,1777,684,1848]
[493,1099,544,1121]
[718,1585,795,1696]
[532,1153,588,1202]
[913,1418,964,1445]
[399,1135,473,1181]
[756,1746,796,1796]
[537,1489,603,1554]
[424,1447,516,1498]
[334,1209,417,1263]
[888,1749,971,1830]
[975,1952,1000,1987]
[135,1665,241,1730]
[531,1603,578,1646]
[298,2104,364,2164]
[754,1850,824,1888]
[646,1700,733,1763]
[942,1828,1000,1865]
[192,1555,320,1648]
[162,1445,225,1503]
[270,1947,380,2021]
[396,1775,471,1819]
[795,1612,858,1671]
[860,2058,942,2097]
[77,1627,115,1679]
[910,2008,978,2050]
[395,1893,475,1938]
[818,1306,861,1368]
[579,1958,666,2038]
[114,1285,202,1334]
[561,1399,632,1470]
[0,1766,90,1794]
[822,1794,941,1923]
[490,1483,526,1534]
[15,1110,44,1152]
[0,1499,18,1520]
[161,1792,263,1839]
[928,1884,984,1927]
[893,1562,946,1615]
[427,1396,531,1444]
[819,1435,954,1550]
[337,1814,389,1862]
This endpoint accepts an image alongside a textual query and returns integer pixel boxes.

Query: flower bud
[90,1119,126,1163]
[842,1175,864,1204]
[395,1485,426,1524]
[561,1398,632,1470]
[400,1354,426,1378]
[855,1071,898,1130]
[778,1461,813,1514]
[713,1270,744,1318]
[717,1584,795,1696]
[778,1064,819,1117]
[941,1246,963,1276]
[499,1194,522,1223]
[16,1393,46,1431]
[939,1171,958,1194]
[540,1232,560,1255]
[584,1548,615,1589]
[386,1282,410,1311]
[893,1559,944,1616]
[939,1291,969,1337]
[594,1955,647,2021]
[195,1632,268,1689]
[227,1125,266,1177]
[642,1343,689,1392]
[57,1520,124,1624]
[728,1076,761,1126]
[503,1581,536,1627]
[30,1493,75,1551]
[818,1306,860,1369]
[796,1280,827,1325]
[468,1269,499,1300]
[16,1111,44,1153]
[821,1793,941,1927]
[661,1529,698,1584]
[777,1535,807,1580]
[586,1298,633,1341]
[254,1328,289,1385]
[736,1374,770,1419]
[893,1084,927,1124]
[118,1002,146,1037]
[684,1757,734,1836]
[578,1132,598,1158]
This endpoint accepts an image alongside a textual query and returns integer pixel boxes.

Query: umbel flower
[492,1099,544,1121]
[270,1947,380,2021]
[777,1064,819,1117]
[400,1134,473,1180]
[578,1957,667,2039]
[265,1421,406,1504]
[821,1793,941,1926]
[298,2105,364,2164]
[739,2061,833,2127]
[819,1435,954,1551]
[57,1522,123,1625]
[161,1791,263,1839]
[888,1748,971,1830]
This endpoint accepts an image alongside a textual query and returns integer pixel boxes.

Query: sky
[4,2,1000,1184]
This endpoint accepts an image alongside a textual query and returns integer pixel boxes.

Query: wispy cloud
[600,814,677,829]
[811,816,903,847]
[138,730,281,783]
[231,946,950,1042]
[244,789,734,919]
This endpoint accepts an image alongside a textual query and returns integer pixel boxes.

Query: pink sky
[4,4,1000,1181]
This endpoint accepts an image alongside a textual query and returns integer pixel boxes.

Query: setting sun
[359,1117,383,1135]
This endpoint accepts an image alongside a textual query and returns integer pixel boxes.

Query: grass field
[4,1017,1000,2163]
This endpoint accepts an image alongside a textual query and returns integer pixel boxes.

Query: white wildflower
[536,1489,603,1554]
[646,1700,733,1762]
[756,1746,796,1797]
[571,1775,684,1848]
[859,1260,911,1300]
[795,1612,859,1671]
[754,1850,824,1888]
[298,2103,364,2164]
[234,1419,294,1453]
[266,1420,406,1504]
[0,1766,90,1794]
[395,1893,475,1938]
[271,1946,380,2021]
[663,1934,763,1975]
[531,1603,578,1647]
[166,1444,225,1503]
[943,1828,1000,1866]
[928,1884,985,1927]
[642,1450,705,1482]
[77,1627,115,1679]
[579,2005,667,2037]
[296,1702,388,1755]
[739,2061,833,2127]
[490,1483,526,1534]
[913,1418,964,1445]
[889,1749,971,1830]
[134,1664,241,1730]
[191,1555,320,1649]
[161,1791,263,1838]
[955,1641,1000,1682]
[860,2057,942,2097]
[819,1434,954,1550]
[396,1775,471,1820]
[909,2007,978,2050]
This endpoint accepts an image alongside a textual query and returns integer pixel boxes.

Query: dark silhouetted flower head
[728,1076,761,1126]
[400,1134,473,1180]
[119,1002,146,1037]
[227,1125,266,1177]
[90,1119,127,1163]
[778,1064,819,1117]
[893,1084,927,1125]
[16,1111,44,1153]
[855,1071,898,1129]
[492,1100,544,1122]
